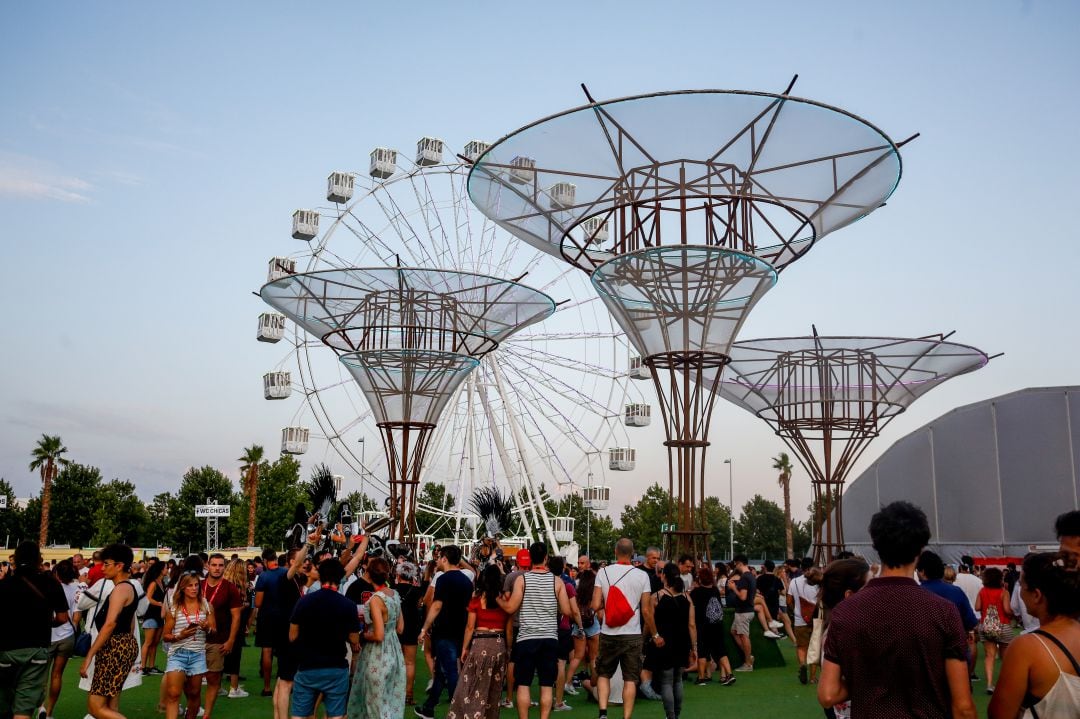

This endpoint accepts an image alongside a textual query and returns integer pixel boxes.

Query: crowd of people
[0,507,1077,719]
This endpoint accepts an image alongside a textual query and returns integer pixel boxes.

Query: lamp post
[358,437,365,505]
[585,471,593,558]
[723,459,734,561]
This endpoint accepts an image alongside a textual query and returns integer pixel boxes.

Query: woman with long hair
[446,563,510,719]
[44,559,80,719]
[348,556,406,719]
[815,558,871,719]
[689,565,733,685]
[989,552,1080,718]
[567,568,601,697]
[79,544,142,719]
[654,563,696,719]
[222,558,250,698]
[139,560,167,674]
[393,561,424,705]
[161,573,216,719]
[976,566,1014,694]
[419,559,438,684]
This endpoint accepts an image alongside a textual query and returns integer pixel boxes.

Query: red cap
[516,549,532,568]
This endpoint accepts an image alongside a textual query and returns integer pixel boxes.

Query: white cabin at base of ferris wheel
[370,148,398,179]
[552,516,575,543]
[281,427,310,455]
[627,356,651,380]
[416,137,444,166]
[292,209,319,240]
[263,371,292,400]
[257,312,287,343]
[267,257,296,283]
[583,485,611,511]
[463,140,491,162]
[332,475,343,493]
[326,172,355,203]
[549,182,576,210]
[508,156,536,185]
[580,216,609,245]
[624,403,651,427]
[609,447,636,471]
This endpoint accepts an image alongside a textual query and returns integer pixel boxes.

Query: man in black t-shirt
[0,542,69,719]
[416,545,472,719]
[726,555,757,671]
[289,559,359,719]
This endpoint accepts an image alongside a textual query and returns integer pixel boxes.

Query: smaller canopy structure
[262,267,555,539]
[713,330,990,562]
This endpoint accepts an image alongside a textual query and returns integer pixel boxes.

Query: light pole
[358,437,365,506]
[585,471,593,558]
[723,459,734,561]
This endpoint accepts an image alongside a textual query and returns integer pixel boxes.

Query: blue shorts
[165,648,207,676]
[142,618,160,629]
[291,667,349,717]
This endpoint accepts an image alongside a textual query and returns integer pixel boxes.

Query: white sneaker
[768,619,783,630]
[764,630,782,639]
[36,707,46,719]
[228,688,250,698]
[180,708,205,717]
[426,679,434,691]
[563,683,579,695]
[553,702,572,712]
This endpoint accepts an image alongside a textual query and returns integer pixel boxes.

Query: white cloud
[0,153,94,203]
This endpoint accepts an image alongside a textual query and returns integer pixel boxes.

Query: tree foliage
[164,466,237,553]
[414,482,455,536]
[227,455,303,550]
[734,494,787,559]
[92,480,150,546]
[48,463,103,547]
[619,484,676,554]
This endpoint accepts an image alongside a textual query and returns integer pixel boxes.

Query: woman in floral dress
[446,565,510,719]
[348,557,405,719]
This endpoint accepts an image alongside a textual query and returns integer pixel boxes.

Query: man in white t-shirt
[788,566,821,685]
[593,538,657,719]
[953,562,983,678]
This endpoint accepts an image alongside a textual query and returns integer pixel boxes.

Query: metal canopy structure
[262,267,555,539]
[713,331,990,562]
[468,82,904,558]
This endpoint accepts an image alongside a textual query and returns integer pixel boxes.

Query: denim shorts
[291,667,349,717]
[165,648,207,676]
[142,618,161,629]
[572,620,602,639]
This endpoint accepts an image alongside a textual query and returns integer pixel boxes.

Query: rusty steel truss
[713,330,990,563]
[468,81,906,559]
[261,267,554,540]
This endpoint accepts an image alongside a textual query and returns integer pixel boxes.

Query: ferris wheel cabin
[549,182,576,210]
[257,312,287,343]
[580,216,609,245]
[326,172,355,203]
[609,447,636,471]
[263,371,292,400]
[583,485,611,511]
[463,140,491,162]
[267,257,296,283]
[625,403,652,427]
[281,426,310,455]
[291,209,319,241]
[627,356,651,380]
[416,137,444,166]
[369,148,398,179]
[508,156,536,185]
[332,475,343,493]
[552,516,575,543]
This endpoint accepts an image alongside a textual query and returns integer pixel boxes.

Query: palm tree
[772,452,794,558]
[239,445,265,547]
[29,434,70,547]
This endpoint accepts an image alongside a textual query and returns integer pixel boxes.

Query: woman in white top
[988,552,1080,719]
[161,573,216,719]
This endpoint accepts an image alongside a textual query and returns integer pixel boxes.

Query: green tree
[734,494,787,559]
[146,493,171,547]
[92,480,150,546]
[772,452,795,559]
[239,445,265,548]
[701,496,733,560]
[228,455,303,549]
[342,491,379,514]
[0,479,21,547]
[414,483,454,536]
[165,466,236,553]
[792,519,813,559]
[29,434,70,546]
[808,488,842,541]
[47,463,103,548]
[619,484,676,554]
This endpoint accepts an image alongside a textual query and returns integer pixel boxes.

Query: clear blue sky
[2,2,1078,522]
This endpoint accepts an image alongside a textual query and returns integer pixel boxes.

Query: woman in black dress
[689,566,733,685]
[394,562,424,705]
[654,564,697,719]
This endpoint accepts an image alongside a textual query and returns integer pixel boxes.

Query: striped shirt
[516,571,557,642]
[168,599,210,655]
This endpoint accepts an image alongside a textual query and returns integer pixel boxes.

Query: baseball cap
[516,549,532,568]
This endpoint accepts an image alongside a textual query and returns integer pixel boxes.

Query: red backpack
[603,566,638,628]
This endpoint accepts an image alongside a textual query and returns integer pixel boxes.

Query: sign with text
[0,496,7,509]
[195,504,231,517]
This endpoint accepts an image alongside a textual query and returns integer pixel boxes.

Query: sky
[2,2,1078,529]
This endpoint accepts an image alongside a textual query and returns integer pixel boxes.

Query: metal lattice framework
[713,331,990,562]
[468,82,905,558]
[261,267,554,539]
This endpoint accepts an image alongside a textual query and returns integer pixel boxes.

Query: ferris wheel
[256,139,649,551]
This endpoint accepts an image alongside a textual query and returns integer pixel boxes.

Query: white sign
[195,504,231,517]
[0,496,7,509]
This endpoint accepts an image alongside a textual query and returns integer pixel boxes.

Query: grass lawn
[46,638,995,718]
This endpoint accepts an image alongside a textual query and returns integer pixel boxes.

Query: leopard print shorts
[90,633,138,698]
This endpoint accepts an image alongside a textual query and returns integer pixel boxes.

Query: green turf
[45,637,995,718]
